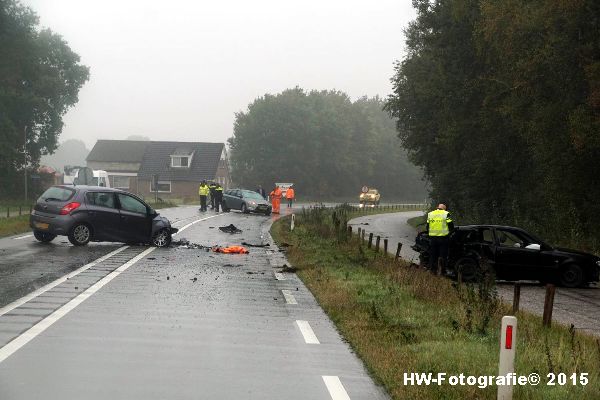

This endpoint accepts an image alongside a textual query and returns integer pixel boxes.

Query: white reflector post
[498,315,517,400]
[290,214,295,231]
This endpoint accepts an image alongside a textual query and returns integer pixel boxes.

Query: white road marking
[322,376,351,400]
[0,246,129,317]
[282,290,297,304]
[296,320,320,344]
[174,214,220,235]
[0,246,156,364]
[13,234,33,240]
[275,272,286,280]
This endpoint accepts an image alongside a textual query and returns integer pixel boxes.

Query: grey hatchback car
[222,189,272,215]
[30,186,177,247]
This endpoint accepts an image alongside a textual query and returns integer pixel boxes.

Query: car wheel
[559,264,584,288]
[68,223,91,246]
[454,257,479,282]
[264,210,272,216]
[33,230,56,243]
[241,203,249,214]
[152,228,172,247]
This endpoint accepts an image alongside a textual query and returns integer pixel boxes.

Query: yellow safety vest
[427,209,452,237]
[198,185,210,196]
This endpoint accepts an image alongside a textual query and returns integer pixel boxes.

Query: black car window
[233,190,241,197]
[40,186,75,202]
[86,192,116,209]
[480,228,495,244]
[497,230,527,248]
[117,194,147,214]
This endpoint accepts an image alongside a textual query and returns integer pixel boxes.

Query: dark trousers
[210,193,216,209]
[214,195,222,212]
[429,236,449,272]
[287,198,293,207]
[200,195,207,212]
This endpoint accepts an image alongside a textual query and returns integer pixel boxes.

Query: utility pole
[23,126,28,202]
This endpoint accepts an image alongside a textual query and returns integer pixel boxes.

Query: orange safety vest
[270,188,282,199]
[286,188,295,199]
[213,246,249,254]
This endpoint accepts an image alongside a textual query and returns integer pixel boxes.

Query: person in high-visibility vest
[198,181,210,212]
[286,185,295,208]
[270,185,282,214]
[214,183,224,212]
[426,203,454,274]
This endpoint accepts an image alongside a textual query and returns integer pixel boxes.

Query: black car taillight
[59,202,81,215]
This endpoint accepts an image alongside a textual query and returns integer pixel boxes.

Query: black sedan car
[413,225,600,287]
[30,185,177,247]
[222,189,272,215]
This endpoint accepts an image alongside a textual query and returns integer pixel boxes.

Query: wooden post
[512,283,521,314]
[395,242,402,261]
[347,225,352,236]
[19,206,22,216]
[362,230,365,241]
[6,207,9,218]
[357,227,361,237]
[375,236,380,252]
[384,238,388,255]
[368,233,373,249]
[543,284,556,327]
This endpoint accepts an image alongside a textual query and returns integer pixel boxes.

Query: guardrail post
[361,230,365,241]
[368,233,373,249]
[347,225,352,236]
[357,227,361,237]
[6,207,9,218]
[375,236,380,252]
[543,284,556,327]
[384,238,388,254]
[19,206,22,216]
[498,315,517,400]
[395,242,402,261]
[512,283,521,314]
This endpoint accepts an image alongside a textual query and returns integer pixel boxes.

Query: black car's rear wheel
[454,257,479,282]
[33,230,56,243]
[152,229,172,247]
[68,223,91,246]
[559,264,584,288]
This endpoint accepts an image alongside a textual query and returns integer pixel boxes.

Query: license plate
[34,222,49,230]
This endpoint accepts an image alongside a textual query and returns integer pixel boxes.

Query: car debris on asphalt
[219,224,243,234]
[241,242,270,247]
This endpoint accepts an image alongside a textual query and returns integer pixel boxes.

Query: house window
[150,180,171,193]
[112,176,130,189]
[171,156,189,168]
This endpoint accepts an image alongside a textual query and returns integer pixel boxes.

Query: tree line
[228,88,427,201]
[0,0,89,199]
[385,0,600,249]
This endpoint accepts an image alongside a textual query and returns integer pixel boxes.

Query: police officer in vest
[426,203,454,275]
[214,183,224,212]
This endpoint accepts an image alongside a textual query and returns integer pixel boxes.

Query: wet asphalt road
[0,206,387,400]
[349,212,600,336]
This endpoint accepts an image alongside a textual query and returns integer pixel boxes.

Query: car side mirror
[525,243,541,250]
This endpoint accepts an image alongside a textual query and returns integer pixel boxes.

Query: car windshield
[40,186,75,202]
[243,191,264,200]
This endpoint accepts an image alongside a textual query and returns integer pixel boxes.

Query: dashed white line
[13,234,33,240]
[275,272,286,280]
[296,320,320,344]
[322,376,351,400]
[0,246,156,364]
[282,290,297,304]
[0,246,129,317]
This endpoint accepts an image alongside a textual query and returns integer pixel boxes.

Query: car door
[494,228,540,280]
[231,190,242,209]
[85,191,121,241]
[116,193,152,242]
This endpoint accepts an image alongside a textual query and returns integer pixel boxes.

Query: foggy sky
[22,0,416,149]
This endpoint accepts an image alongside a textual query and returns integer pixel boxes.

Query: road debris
[171,238,210,250]
[219,224,243,234]
[213,246,249,254]
[241,242,270,247]
[279,264,297,273]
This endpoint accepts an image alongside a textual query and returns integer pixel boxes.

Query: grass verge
[0,215,31,238]
[271,206,600,400]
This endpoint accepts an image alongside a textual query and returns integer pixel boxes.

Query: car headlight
[596,260,600,267]
[249,201,257,206]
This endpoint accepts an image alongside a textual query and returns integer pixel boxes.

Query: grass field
[271,206,600,399]
[0,215,30,238]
